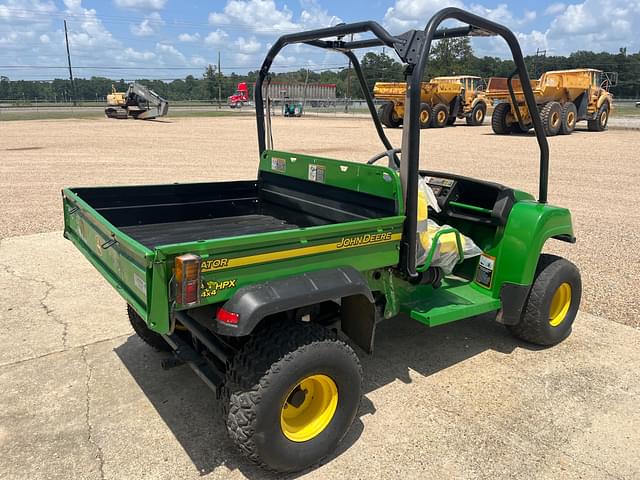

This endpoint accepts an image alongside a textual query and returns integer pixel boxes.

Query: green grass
[611,104,640,118]
[0,110,105,121]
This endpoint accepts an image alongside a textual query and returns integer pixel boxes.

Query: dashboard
[421,171,517,226]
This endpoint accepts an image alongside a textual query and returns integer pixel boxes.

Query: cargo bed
[62,151,405,331]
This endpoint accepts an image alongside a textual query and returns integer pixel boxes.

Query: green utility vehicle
[63,8,581,473]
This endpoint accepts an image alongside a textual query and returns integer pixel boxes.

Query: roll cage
[254,7,550,279]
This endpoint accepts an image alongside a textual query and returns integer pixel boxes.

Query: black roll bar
[255,21,400,155]
[254,8,550,279]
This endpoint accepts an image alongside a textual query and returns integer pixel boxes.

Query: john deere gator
[63,8,582,473]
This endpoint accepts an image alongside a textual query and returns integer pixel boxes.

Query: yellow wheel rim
[475,109,483,121]
[567,111,575,126]
[600,111,607,125]
[420,110,429,123]
[549,283,572,327]
[437,110,446,123]
[280,374,338,442]
[551,111,560,128]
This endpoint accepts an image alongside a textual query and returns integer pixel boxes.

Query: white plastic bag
[416,178,482,274]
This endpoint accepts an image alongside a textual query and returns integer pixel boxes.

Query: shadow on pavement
[114,313,535,478]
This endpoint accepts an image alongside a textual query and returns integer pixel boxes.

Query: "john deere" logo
[336,232,393,249]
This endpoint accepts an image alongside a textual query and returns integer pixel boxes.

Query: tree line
[1,39,639,102]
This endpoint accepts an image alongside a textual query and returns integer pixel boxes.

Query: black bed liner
[120,215,299,248]
[72,172,398,248]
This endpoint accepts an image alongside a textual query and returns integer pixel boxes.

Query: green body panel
[62,145,574,337]
[63,192,153,319]
[260,150,403,213]
[478,200,574,296]
[62,151,405,334]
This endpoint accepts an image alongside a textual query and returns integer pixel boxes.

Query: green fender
[489,200,574,295]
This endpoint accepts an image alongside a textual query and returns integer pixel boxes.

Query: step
[400,279,501,327]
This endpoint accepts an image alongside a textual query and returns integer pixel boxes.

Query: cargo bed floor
[120,214,299,248]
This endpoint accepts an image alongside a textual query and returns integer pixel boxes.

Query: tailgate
[62,189,154,319]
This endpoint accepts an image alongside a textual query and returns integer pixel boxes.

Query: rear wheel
[466,101,487,126]
[491,102,512,134]
[446,116,457,126]
[223,319,362,473]
[419,103,432,129]
[507,254,581,346]
[432,103,449,128]
[560,102,577,135]
[127,304,171,351]
[587,102,609,131]
[541,101,562,136]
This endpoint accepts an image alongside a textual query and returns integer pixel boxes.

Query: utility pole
[532,48,546,77]
[301,68,310,113]
[63,20,76,106]
[345,33,353,113]
[217,50,222,109]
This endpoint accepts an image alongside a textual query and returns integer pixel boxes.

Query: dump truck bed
[62,150,405,333]
[373,81,462,102]
[486,70,594,103]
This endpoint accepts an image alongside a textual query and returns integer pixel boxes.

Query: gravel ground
[1,116,638,327]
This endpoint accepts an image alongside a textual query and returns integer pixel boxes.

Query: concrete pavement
[1,232,639,479]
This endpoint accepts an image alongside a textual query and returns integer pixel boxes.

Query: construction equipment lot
[1,116,639,479]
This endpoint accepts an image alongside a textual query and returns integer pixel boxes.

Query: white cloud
[204,29,229,46]
[63,0,119,50]
[544,3,566,15]
[382,1,534,33]
[0,0,56,21]
[546,0,639,52]
[190,55,207,66]
[299,0,341,29]
[113,0,166,10]
[233,36,261,54]
[232,53,254,66]
[207,0,340,35]
[130,12,164,37]
[39,33,50,43]
[178,32,200,42]
[468,3,535,27]
[383,0,463,32]
[208,12,230,25]
[120,47,156,62]
[383,0,640,57]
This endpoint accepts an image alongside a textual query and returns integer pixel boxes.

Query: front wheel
[587,102,609,131]
[223,319,362,473]
[466,101,487,126]
[508,254,581,346]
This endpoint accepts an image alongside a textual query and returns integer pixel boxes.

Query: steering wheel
[366,148,401,169]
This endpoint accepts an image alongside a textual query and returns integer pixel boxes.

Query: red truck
[228,82,250,108]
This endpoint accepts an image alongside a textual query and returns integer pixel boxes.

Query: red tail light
[217,307,240,325]
[175,254,201,305]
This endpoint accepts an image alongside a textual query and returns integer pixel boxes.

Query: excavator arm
[125,82,169,120]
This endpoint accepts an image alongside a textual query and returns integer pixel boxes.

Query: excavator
[105,82,169,120]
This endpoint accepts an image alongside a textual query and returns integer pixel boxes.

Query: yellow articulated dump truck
[485,68,616,136]
[373,75,488,128]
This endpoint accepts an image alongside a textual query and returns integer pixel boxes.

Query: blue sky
[1,0,638,80]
